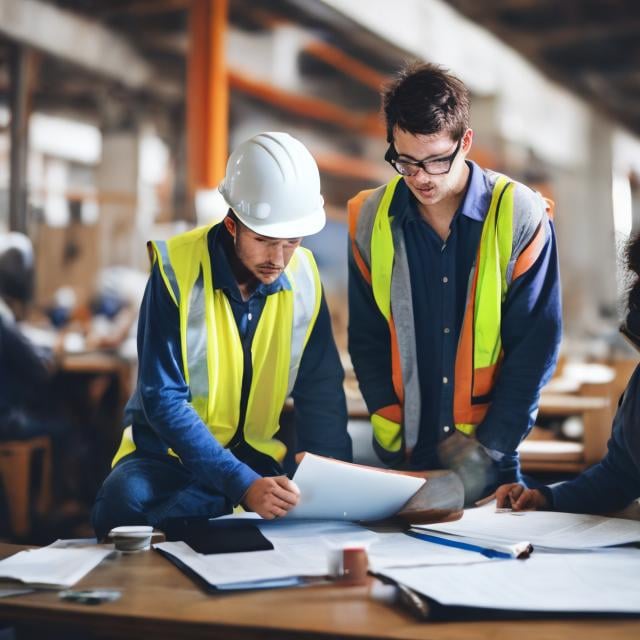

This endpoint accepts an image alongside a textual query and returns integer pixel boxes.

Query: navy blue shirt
[125,224,351,504]
[545,364,640,514]
[349,162,562,469]
[0,313,51,420]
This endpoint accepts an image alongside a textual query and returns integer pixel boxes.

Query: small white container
[108,526,153,552]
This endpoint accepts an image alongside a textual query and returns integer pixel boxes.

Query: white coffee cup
[108,526,153,552]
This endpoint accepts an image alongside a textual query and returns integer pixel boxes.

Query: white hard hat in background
[218,132,326,238]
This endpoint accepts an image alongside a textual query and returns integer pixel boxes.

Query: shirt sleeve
[475,217,562,454]
[547,391,640,514]
[2,317,52,388]
[290,289,352,461]
[135,265,259,503]
[347,243,399,414]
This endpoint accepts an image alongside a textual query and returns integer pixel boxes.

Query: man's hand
[242,476,300,519]
[437,430,497,506]
[495,482,548,511]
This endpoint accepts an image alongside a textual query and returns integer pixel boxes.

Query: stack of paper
[416,503,640,549]
[0,546,113,589]
[379,548,640,614]
[156,519,377,590]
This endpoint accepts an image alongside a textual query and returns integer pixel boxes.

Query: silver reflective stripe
[185,270,209,405]
[287,250,318,395]
[353,185,385,270]
[354,184,422,450]
[390,228,421,449]
[485,170,547,286]
[155,241,180,305]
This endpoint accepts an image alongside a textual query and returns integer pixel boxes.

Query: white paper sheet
[156,516,502,589]
[287,453,425,521]
[0,547,113,589]
[417,503,640,549]
[380,547,640,612]
[366,532,493,570]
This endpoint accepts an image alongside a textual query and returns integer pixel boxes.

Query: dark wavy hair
[621,233,640,345]
[382,62,470,143]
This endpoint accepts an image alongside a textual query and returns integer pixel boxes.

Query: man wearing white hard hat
[92,133,352,539]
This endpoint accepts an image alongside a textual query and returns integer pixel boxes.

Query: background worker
[0,233,82,509]
[348,63,562,504]
[92,132,352,539]
[497,234,640,515]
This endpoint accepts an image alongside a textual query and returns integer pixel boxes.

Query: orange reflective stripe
[512,221,545,281]
[388,319,404,404]
[473,363,501,398]
[348,190,375,285]
[453,264,478,425]
[375,403,403,424]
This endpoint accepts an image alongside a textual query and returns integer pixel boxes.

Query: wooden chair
[519,380,613,473]
[0,436,52,538]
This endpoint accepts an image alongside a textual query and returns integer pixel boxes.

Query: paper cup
[108,526,153,552]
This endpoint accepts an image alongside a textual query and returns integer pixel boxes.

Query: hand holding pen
[494,483,549,511]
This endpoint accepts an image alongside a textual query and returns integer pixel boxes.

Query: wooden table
[1,543,638,640]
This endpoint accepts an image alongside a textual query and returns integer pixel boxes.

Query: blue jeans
[91,453,232,540]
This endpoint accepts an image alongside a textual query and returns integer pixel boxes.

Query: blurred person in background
[496,234,640,516]
[0,232,83,516]
[92,133,352,539]
[348,62,562,505]
[0,233,62,442]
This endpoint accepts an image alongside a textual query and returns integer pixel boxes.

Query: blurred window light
[139,133,169,184]
[30,113,101,165]
[612,173,632,238]
[0,105,9,128]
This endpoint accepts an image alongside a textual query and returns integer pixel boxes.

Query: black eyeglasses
[385,138,462,177]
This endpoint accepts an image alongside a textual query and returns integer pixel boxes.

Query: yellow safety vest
[112,224,322,466]
[349,174,531,456]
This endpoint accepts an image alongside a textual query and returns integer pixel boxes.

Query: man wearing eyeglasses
[348,62,561,504]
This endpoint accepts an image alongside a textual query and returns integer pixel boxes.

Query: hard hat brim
[232,206,326,239]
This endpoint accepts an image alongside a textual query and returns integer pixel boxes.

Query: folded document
[287,453,425,521]
[0,546,112,589]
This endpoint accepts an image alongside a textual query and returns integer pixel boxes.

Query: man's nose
[268,244,285,266]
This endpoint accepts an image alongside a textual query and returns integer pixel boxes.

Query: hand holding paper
[243,476,300,519]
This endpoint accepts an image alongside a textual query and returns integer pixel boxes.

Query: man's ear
[462,128,474,154]
[223,215,236,239]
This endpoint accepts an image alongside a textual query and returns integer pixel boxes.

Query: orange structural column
[187,0,228,192]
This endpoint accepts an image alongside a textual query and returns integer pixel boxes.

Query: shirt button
[443,327,450,334]
[247,313,253,321]
[443,425,451,433]
[443,376,449,384]
[442,276,449,283]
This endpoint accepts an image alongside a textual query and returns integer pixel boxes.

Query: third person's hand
[495,482,548,511]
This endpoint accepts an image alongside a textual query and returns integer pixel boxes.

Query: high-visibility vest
[112,224,322,466]
[348,173,550,460]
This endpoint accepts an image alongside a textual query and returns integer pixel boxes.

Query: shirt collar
[209,224,291,301]
[393,160,492,225]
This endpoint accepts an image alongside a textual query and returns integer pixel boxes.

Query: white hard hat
[218,132,326,238]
